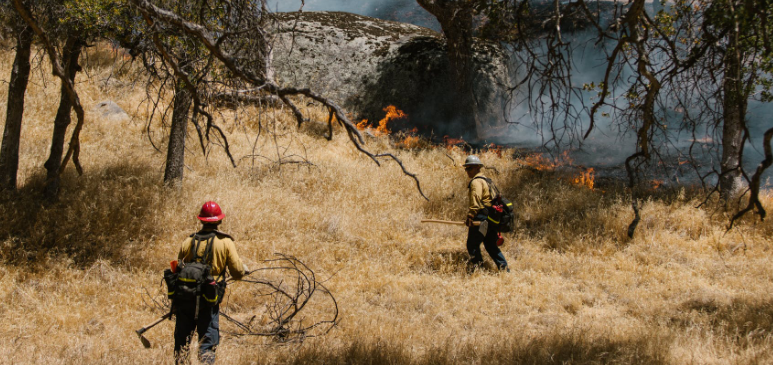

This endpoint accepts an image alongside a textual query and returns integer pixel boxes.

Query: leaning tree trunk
[416,1,479,140]
[719,36,747,202]
[163,79,193,185]
[0,25,33,191]
[43,35,82,199]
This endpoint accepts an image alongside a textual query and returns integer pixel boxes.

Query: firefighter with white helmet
[463,156,509,271]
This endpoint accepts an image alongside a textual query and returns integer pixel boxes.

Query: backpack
[470,176,515,233]
[163,233,225,317]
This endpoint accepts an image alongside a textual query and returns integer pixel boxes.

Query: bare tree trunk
[163,79,192,185]
[416,1,479,139]
[0,25,33,191]
[43,35,83,199]
[719,33,747,202]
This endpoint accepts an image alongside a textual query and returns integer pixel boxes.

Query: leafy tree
[9,0,133,198]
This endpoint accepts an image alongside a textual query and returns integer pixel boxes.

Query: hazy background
[267,0,441,30]
[268,0,772,182]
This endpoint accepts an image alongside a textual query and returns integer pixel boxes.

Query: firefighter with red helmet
[173,201,246,364]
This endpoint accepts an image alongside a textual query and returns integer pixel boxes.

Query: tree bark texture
[416,0,479,139]
[163,79,192,185]
[44,35,83,199]
[719,37,747,202]
[0,25,33,191]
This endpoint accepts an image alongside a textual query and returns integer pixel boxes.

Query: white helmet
[463,155,483,166]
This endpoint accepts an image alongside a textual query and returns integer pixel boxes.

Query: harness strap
[192,232,225,283]
[191,232,216,262]
[469,176,500,199]
[190,233,216,320]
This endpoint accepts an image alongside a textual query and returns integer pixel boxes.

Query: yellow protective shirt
[468,172,492,217]
[178,229,246,280]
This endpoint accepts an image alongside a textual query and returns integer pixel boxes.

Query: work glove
[465,214,474,227]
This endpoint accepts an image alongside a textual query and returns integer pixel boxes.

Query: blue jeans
[466,214,508,270]
[174,303,220,364]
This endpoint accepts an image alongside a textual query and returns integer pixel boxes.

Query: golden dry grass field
[2,46,773,364]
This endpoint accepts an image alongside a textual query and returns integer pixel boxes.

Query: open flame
[483,143,504,158]
[397,135,421,149]
[520,151,572,171]
[520,151,596,190]
[572,168,595,190]
[356,105,407,136]
[443,136,466,150]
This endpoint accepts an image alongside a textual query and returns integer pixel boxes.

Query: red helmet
[198,201,225,223]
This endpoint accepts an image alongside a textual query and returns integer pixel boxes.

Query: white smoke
[269,0,771,181]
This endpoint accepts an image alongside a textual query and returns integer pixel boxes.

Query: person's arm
[224,239,246,280]
[178,237,191,261]
[468,179,485,217]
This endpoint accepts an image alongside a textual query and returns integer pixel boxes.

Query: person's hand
[465,214,474,227]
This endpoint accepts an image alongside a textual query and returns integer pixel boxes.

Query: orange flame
[397,135,421,149]
[376,105,406,135]
[520,152,595,189]
[487,145,503,158]
[443,136,465,150]
[357,105,407,135]
[572,168,595,190]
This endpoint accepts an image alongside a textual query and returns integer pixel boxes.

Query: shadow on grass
[0,164,167,269]
[285,332,669,365]
[414,248,499,275]
[677,296,773,348]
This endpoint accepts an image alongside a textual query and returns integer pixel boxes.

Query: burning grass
[1,46,773,364]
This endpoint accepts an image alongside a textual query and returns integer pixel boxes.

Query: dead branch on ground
[145,254,338,342]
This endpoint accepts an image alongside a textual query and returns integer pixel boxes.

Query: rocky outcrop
[270,11,510,139]
[94,100,129,121]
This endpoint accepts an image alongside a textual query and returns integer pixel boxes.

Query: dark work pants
[466,218,508,270]
[174,303,220,364]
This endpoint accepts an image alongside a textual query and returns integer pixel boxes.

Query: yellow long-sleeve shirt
[178,229,246,280]
[468,172,492,217]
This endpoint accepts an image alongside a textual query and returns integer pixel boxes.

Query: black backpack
[164,233,225,317]
[470,176,515,233]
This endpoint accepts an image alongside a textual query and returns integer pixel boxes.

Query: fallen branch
[144,254,338,343]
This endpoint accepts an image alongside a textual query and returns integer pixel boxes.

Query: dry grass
[1,46,773,364]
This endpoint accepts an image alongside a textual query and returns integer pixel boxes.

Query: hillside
[1,46,773,364]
